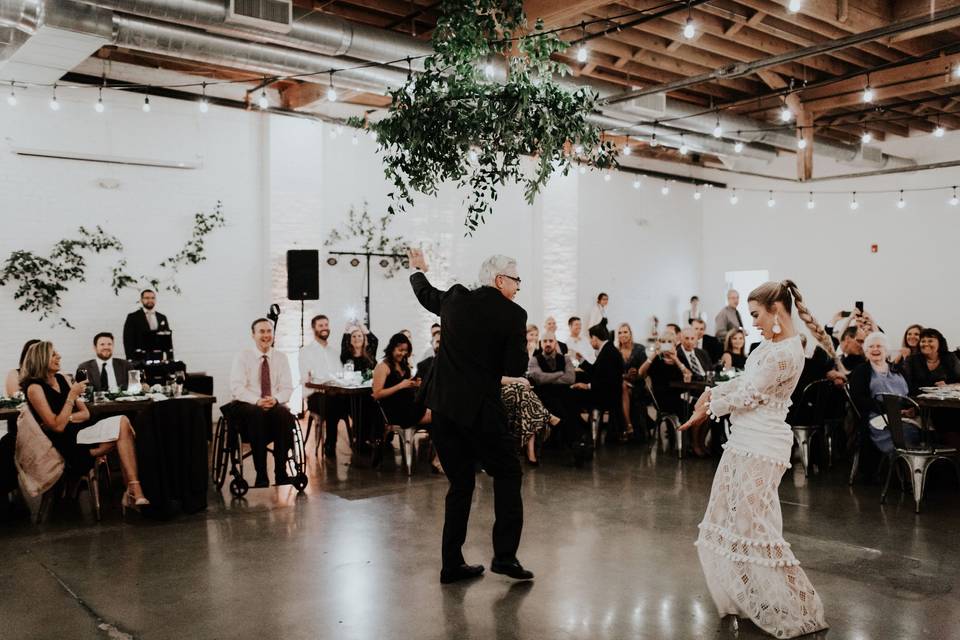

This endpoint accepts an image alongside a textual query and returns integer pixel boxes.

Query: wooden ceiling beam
[337,0,439,21]
[523,0,613,27]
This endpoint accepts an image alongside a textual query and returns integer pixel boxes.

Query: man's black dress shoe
[275,475,294,486]
[440,564,485,584]
[253,475,270,488]
[490,558,534,580]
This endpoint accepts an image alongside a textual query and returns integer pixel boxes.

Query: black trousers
[535,385,586,449]
[307,393,348,455]
[431,399,523,570]
[232,402,294,478]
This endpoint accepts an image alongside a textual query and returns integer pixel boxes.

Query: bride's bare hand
[679,390,712,431]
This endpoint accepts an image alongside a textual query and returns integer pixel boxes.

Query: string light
[6,81,15,107]
[733,140,744,153]
[649,132,659,147]
[327,71,338,102]
[604,172,612,182]
[862,76,874,103]
[934,124,945,137]
[729,189,738,205]
[807,192,815,209]
[632,178,642,189]
[142,94,151,113]
[788,0,802,12]
[483,62,495,79]
[199,82,209,113]
[351,132,359,145]
[468,149,478,162]
[861,130,872,144]
[779,103,793,122]
[797,137,807,149]
[767,191,776,208]
[679,134,688,155]
[623,145,632,156]
[693,185,702,200]
[951,186,959,206]
[849,192,859,210]
[954,64,960,79]
[257,88,269,109]
[94,87,104,113]
[574,143,584,155]
[577,23,588,62]
[49,84,60,111]
[897,190,906,209]
[578,165,586,175]
[712,114,722,138]
[683,17,696,39]
[661,182,670,195]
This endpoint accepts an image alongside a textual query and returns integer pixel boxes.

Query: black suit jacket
[677,347,713,380]
[409,272,527,427]
[580,341,625,404]
[76,358,131,392]
[123,309,170,358]
[415,355,435,383]
[700,335,723,364]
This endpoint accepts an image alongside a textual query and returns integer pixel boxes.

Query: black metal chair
[646,383,683,459]
[211,402,308,497]
[35,455,110,524]
[790,379,846,477]
[877,394,960,513]
[374,401,432,476]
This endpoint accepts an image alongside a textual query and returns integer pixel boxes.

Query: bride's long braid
[781,279,841,368]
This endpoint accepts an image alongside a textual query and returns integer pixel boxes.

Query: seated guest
[22,341,148,507]
[416,331,441,383]
[787,334,840,427]
[665,323,683,338]
[638,331,692,419]
[892,324,922,364]
[691,318,722,365]
[826,326,867,386]
[721,329,748,370]
[229,319,295,487]
[340,322,378,372]
[527,333,578,451]
[422,322,441,357]
[298,314,344,460]
[5,338,39,397]
[714,289,742,344]
[849,332,919,455]
[543,316,568,354]
[903,328,960,394]
[372,333,429,430]
[574,323,627,441]
[525,324,540,359]
[123,289,171,359]
[616,323,646,435]
[76,332,131,392]
[501,375,556,466]
[567,316,594,364]
[677,328,713,381]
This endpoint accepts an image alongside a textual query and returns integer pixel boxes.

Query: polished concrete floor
[2,433,959,640]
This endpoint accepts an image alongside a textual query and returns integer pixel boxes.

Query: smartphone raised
[840,311,851,318]
[855,301,864,314]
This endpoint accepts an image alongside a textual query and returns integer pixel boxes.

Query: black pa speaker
[286,250,319,300]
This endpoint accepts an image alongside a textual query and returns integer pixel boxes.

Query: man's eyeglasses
[498,274,522,285]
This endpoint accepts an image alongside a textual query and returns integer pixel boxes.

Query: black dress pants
[307,393,348,456]
[431,398,523,570]
[536,385,587,449]
[233,402,294,479]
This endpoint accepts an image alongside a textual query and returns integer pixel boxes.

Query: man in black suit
[76,332,131,392]
[691,318,723,365]
[408,248,532,585]
[415,331,441,384]
[123,289,171,360]
[573,322,627,441]
[528,332,583,461]
[677,327,714,380]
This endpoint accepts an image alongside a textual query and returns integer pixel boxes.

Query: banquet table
[1,393,215,517]
[915,391,960,438]
[305,381,376,465]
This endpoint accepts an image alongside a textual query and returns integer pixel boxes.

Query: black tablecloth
[134,399,209,517]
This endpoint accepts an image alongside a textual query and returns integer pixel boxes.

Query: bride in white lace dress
[680,280,831,639]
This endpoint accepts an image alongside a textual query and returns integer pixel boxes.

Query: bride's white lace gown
[695,334,828,638]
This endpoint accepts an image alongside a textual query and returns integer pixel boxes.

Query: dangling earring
[772,316,782,335]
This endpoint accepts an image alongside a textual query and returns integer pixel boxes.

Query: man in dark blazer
[691,318,723,365]
[574,322,627,441]
[76,332,131,392]
[408,248,533,585]
[123,289,171,359]
[677,327,714,380]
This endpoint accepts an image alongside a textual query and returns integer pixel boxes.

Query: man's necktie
[100,363,109,390]
[260,355,271,398]
[688,352,705,377]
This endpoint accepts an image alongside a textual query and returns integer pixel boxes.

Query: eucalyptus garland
[353,0,615,232]
[0,201,226,327]
[324,202,409,277]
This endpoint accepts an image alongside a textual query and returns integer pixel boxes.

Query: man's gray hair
[478,255,518,287]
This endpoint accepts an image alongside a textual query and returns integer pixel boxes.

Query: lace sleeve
[708,345,798,419]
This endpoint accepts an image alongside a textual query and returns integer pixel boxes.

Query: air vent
[616,93,667,118]
[227,0,292,33]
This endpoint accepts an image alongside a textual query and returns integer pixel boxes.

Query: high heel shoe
[122,481,150,515]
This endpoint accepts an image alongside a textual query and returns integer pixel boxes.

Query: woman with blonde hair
[525,324,540,359]
[680,281,829,638]
[720,329,748,370]
[21,341,149,511]
[616,323,646,438]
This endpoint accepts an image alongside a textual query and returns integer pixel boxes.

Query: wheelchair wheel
[212,417,228,489]
[229,477,249,497]
[285,420,308,493]
[293,473,308,492]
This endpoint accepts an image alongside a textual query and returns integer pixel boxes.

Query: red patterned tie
[259,355,271,398]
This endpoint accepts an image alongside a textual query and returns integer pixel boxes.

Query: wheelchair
[211,402,308,497]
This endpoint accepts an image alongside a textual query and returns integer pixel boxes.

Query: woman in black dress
[21,341,148,509]
[616,322,647,438]
[721,328,748,370]
[340,323,378,372]
[372,333,429,428]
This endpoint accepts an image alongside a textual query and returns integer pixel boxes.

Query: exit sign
[871,244,878,253]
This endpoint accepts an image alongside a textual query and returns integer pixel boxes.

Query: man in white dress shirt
[566,316,595,364]
[298,314,345,460]
[76,332,131,392]
[230,318,295,487]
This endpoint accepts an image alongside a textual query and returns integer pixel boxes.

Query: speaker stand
[300,299,305,348]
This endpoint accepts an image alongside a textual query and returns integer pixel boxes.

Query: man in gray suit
[76,332,131,392]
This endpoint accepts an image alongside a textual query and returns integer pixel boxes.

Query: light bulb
[661,184,670,195]
[797,138,807,149]
[142,96,151,113]
[623,145,632,156]
[897,192,906,209]
[767,192,776,208]
[484,63,495,79]
[576,45,588,63]
[604,172,612,182]
[780,106,792,122]
[578,165,586,175]
[807,196,816,210]
[788,0,801,12]
[712,123,722,138]
[729,192,738,205]
[679,138,689,155]
[574,144,584,155]
[934,126,945,138]
[258,90,269,109]
[650,134,659,148]
[327,85,338,102]
[954,64,960,78]
[861,131,872,144]
[733,141,744,153]
[95,97,104,113]
[199,98,209,113]
[351,133,359,145]
[693,190,702,200]
[6,87,15,107]
[850,193,859,210]
[468,149,478,162]
[862,86,874,103]
[950,188,958,206]
[49,97,60,111]
[683,17,696,39]
[632,179,641,189]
